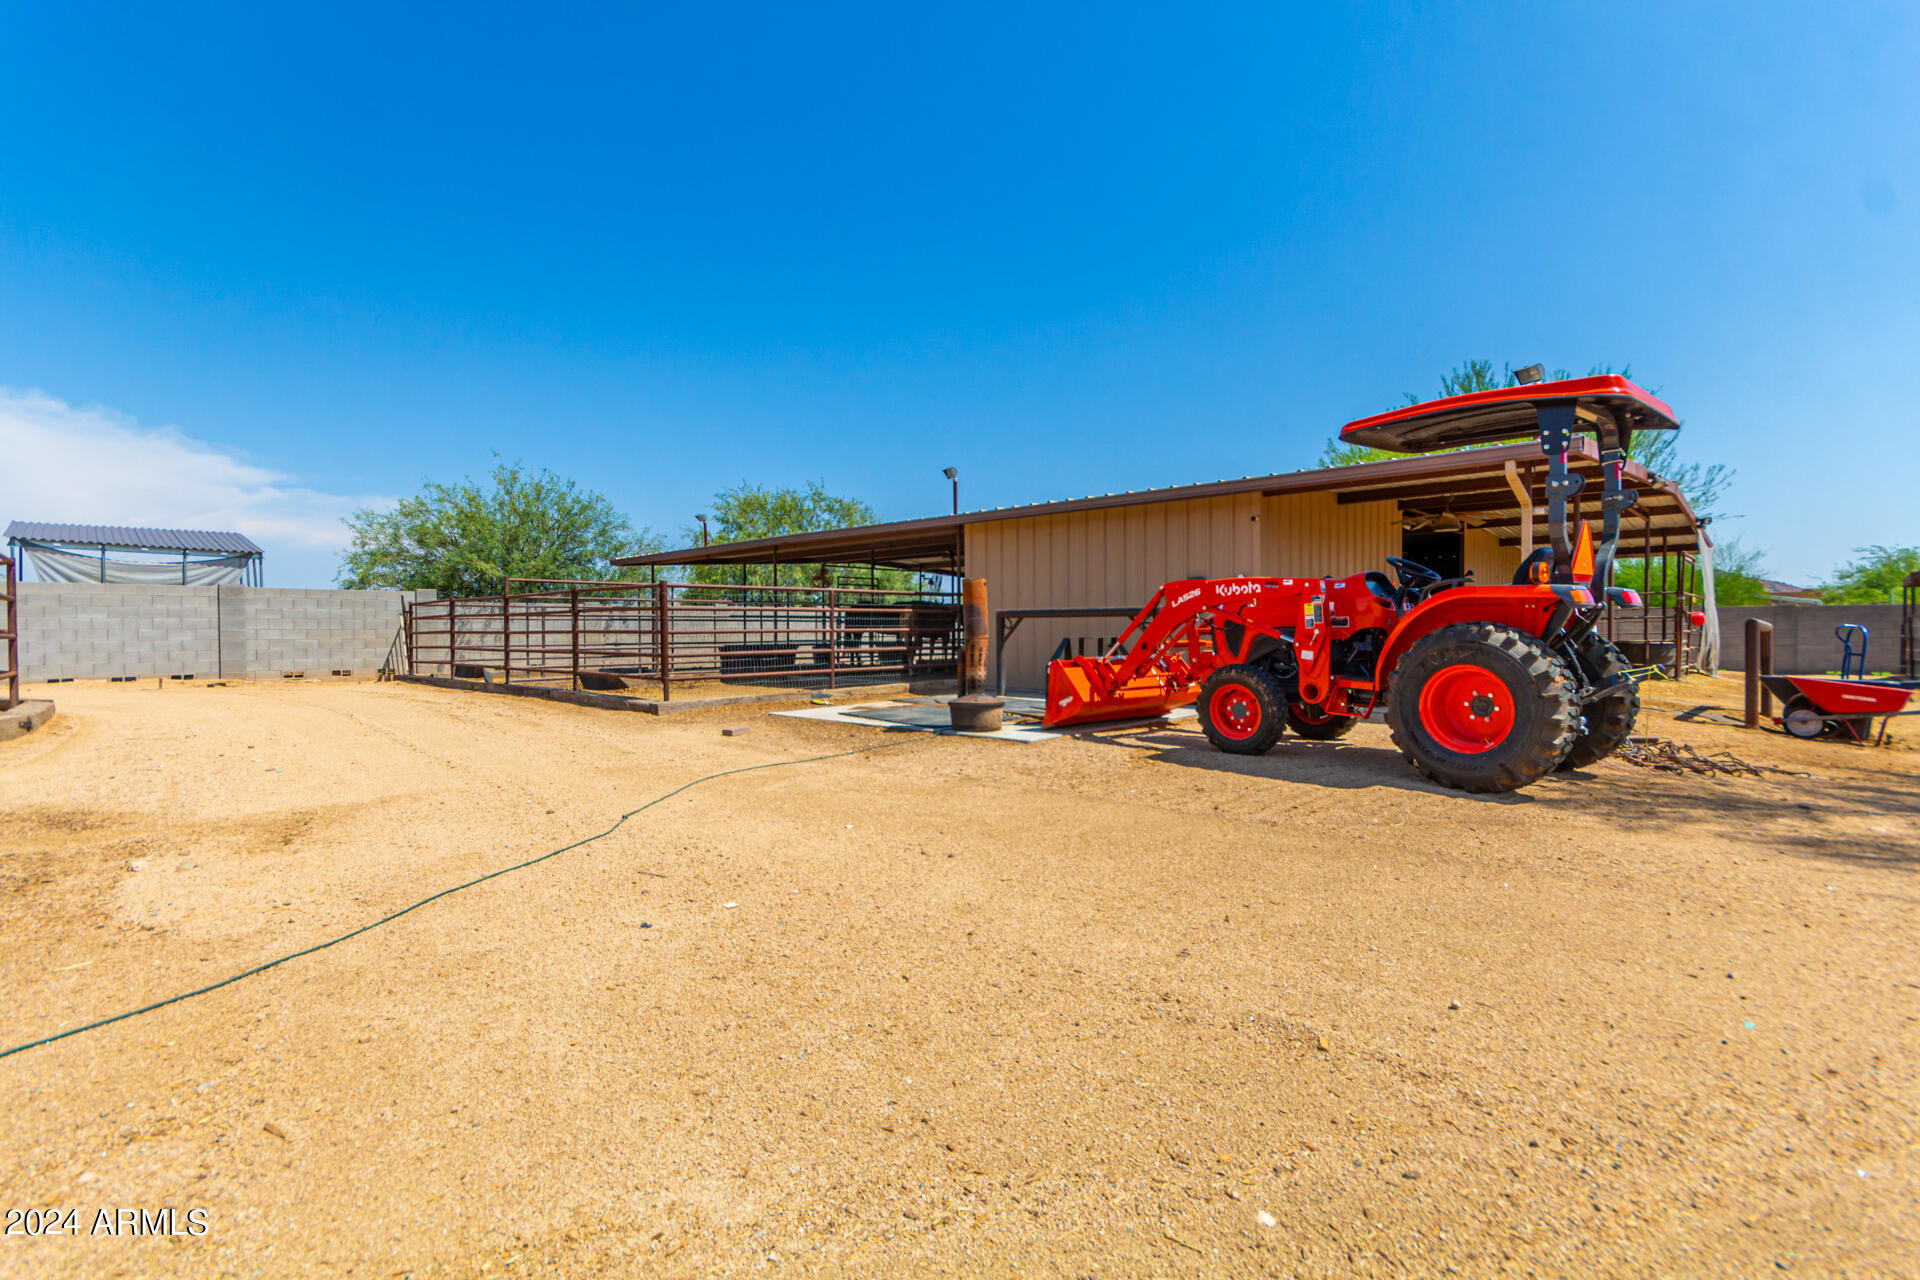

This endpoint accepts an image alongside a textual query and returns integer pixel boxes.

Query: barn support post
[827,586,839,689]
[1504,461,1533,558]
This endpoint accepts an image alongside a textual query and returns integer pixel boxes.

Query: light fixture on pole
[695,514,709,546]
[942,467,958,515]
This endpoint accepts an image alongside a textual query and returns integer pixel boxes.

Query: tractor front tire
[1388,623,1579,793]
[1559,629,1640,769]
[1198,664,1287,755]
[1287,702,1359,740]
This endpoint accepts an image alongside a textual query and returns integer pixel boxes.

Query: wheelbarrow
[1759,673,1919,743]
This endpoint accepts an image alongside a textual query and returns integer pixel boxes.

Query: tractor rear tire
[1387,622,1579,793]
[1287,703,1359,740]
[1559,630,1639,769]
[1198,664,1287,755]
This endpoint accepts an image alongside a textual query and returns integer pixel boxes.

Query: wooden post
[1504,461,1533,558]
[1744,618,1774,729]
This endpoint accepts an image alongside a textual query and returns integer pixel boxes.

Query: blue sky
[2,2,1914,588]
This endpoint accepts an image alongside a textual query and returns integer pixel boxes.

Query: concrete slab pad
[773,693,1196,742]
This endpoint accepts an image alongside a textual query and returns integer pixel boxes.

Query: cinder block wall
[1717,604,1909,674]
[18,583,436,681]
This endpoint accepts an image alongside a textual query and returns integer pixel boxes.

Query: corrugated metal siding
[1261,491,1399,578]
[969,492,1266,691]
[1463,529,1522,586]
[971,490,1404,691]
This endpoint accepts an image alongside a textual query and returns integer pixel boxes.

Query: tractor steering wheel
[1383,556,1442,610]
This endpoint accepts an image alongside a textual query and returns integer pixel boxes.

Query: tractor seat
[1363,571,1397,601]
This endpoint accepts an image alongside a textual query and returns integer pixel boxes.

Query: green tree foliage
[1318,359,1513,467]
[1318,360,1731,520]
[336,460,660,597]
[1820,545,1920,604]
[686,481,916,589]
[1710,539,1774,606]
[1612,536,1769,606]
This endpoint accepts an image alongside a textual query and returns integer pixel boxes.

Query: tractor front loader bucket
[1041,655,1197,728]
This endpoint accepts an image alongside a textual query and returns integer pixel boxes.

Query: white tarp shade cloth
[19,540,253,586]
[1695,536,1720,674]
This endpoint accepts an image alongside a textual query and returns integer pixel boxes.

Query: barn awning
[6,521,266,585]
[614,437,1705,573]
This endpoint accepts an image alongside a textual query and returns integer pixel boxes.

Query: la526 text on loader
[1042,375,1695,793]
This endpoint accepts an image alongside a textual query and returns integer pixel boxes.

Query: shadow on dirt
[1072,725,1536,804]
[1067,724,1920,870]
[1553,761,1920,873]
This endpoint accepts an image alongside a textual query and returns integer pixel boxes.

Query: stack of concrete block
[1718,603,1909,674]
[18,583,436,681]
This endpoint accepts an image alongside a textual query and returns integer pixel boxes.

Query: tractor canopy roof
[1339,375,1679,454]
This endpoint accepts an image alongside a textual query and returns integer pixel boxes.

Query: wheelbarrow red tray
[1760,674,1917,742]
[1760,675,1916,716]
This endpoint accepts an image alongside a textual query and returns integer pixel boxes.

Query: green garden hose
[0,738,910,1062]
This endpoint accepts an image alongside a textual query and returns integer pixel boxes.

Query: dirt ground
[1,675,1915,1279]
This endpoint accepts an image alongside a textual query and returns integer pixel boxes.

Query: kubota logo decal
[1215,581,1261,597]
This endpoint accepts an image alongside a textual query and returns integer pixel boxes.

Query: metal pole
[961,577,988,695]
[2,554,16,711]
[570,588,580,691]
[827,586,838,689]
[656,580,671,701]
[501,583,512,685]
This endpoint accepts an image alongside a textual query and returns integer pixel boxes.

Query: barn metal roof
[4,522,264,556]
[614,439,1705,572]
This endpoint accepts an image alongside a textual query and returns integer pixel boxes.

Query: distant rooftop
[5,522,264,556]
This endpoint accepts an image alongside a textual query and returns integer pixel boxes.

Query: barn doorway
[1400,528,1463,580]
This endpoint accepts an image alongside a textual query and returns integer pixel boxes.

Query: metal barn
[619,440,1709,694]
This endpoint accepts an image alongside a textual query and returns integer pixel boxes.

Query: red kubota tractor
[1041,373,1680,792]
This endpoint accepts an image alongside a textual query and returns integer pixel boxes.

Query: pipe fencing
[404,578,961,699]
